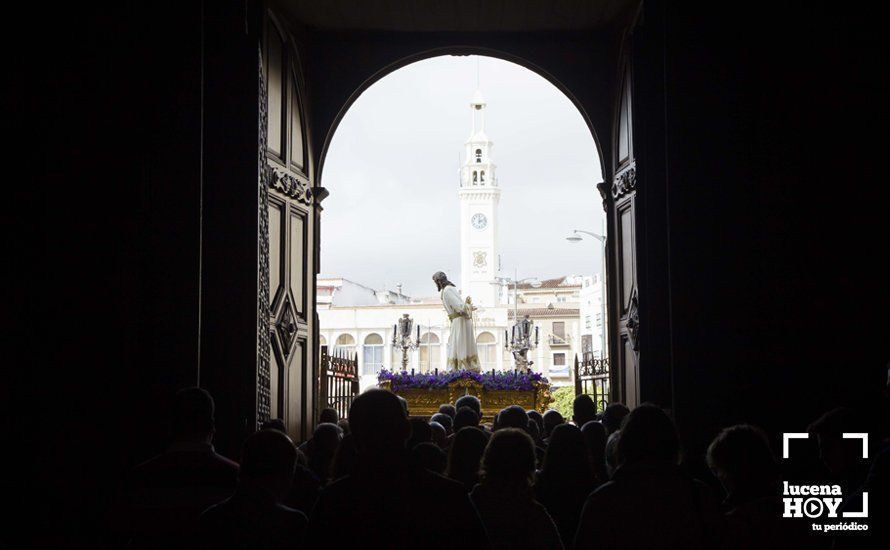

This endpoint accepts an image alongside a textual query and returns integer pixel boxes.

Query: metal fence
[574,353,610,412]
[320,345,360,421]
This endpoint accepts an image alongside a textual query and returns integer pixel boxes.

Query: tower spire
[459,82,500,307]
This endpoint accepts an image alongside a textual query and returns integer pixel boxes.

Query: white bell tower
[459,89,500,307]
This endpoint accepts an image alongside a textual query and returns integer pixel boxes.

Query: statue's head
[432,271,450,291]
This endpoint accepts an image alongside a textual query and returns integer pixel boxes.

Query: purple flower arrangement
[378,369,549,392]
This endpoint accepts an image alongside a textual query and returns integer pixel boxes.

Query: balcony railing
[547,333,573,346]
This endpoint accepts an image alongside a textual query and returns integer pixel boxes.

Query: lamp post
[491,269,541,371]
[566,229,608,360]
[391,313,420,371]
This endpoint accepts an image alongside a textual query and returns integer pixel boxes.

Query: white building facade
[579,274,608,360]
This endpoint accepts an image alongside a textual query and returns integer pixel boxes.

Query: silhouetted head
[171,387,215,442]
[605,430,621,477]
[497,405,529,430]
[396,395,409,416]
[527,419,541,442]
[526,410,545,434]
[429,421,448,449]
[411,442,447,474]
[573,394,598,427]
[408,418,433,450]
[480,428,537,487]
[808,407,867,476]
[601,403,630,435]
[240,429,297,501]
[455,395,482,418]
[312,422,343,455]
[348,389,410,455]
[331,433,358,480]
[540,424,595,486]
[542,409,564,439]
[581,420,608,481]
[707,424,778,501]
[295,447,309,468]
[438,404,457,419]
[446,426,489,490]
[260,418,286,433]
[454,406,480,431]
[319,407,340,425]
[337,418,350,435]
[617,404,679,466]
[431,412,454,435]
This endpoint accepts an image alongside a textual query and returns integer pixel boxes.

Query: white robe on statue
[441,285,480,371]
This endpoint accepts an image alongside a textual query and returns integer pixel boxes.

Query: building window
[419,332,441,373]
[473,171,478,184]
[335,333,355,357]
[475,148,482,162]
[362,333,384,375]
[480,170,485,183]
[585,316,592,329]
[557,296,567,303]
[477,332,497,370]
[552,322,566,339]
[551,352,568,376]
[595,313,603,327]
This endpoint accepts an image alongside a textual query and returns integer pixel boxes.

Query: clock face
[471,213,488,230]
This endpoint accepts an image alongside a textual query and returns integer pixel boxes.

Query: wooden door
[261,14,316,442]
[604,54,641,409]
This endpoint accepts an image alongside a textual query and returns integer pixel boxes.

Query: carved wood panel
[607,52,640,408]
[262,11,315,442]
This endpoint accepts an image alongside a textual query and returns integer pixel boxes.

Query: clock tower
[459,89,501,307]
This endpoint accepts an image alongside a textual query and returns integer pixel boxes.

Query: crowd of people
[111,387,886,549]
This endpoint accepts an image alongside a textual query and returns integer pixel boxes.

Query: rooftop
[509,307,580,318]
[515,275,583,290]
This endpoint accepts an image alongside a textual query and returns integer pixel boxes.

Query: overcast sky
[321,55,604,298]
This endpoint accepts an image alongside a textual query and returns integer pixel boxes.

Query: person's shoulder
[207,451,240,471]
[529,497,552,514]
[273,502,308,526]
[586,479,620,503]
[131,451,169,473]
[315,473,356,501]
[413,468,468,495]
[199,496,234,525]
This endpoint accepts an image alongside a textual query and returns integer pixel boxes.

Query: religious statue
[433,271,480,372]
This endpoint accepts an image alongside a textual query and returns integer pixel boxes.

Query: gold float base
[378,379,553,422]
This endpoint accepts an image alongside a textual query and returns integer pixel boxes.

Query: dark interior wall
[298,29,622,184]
[198,0,265,461]
[14,1,269,542]
[647,2,889,452]
[12,1,207,542]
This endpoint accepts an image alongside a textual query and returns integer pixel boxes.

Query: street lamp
[391,313,420,371]
[566,229,608,361]
[491,269,542,371]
